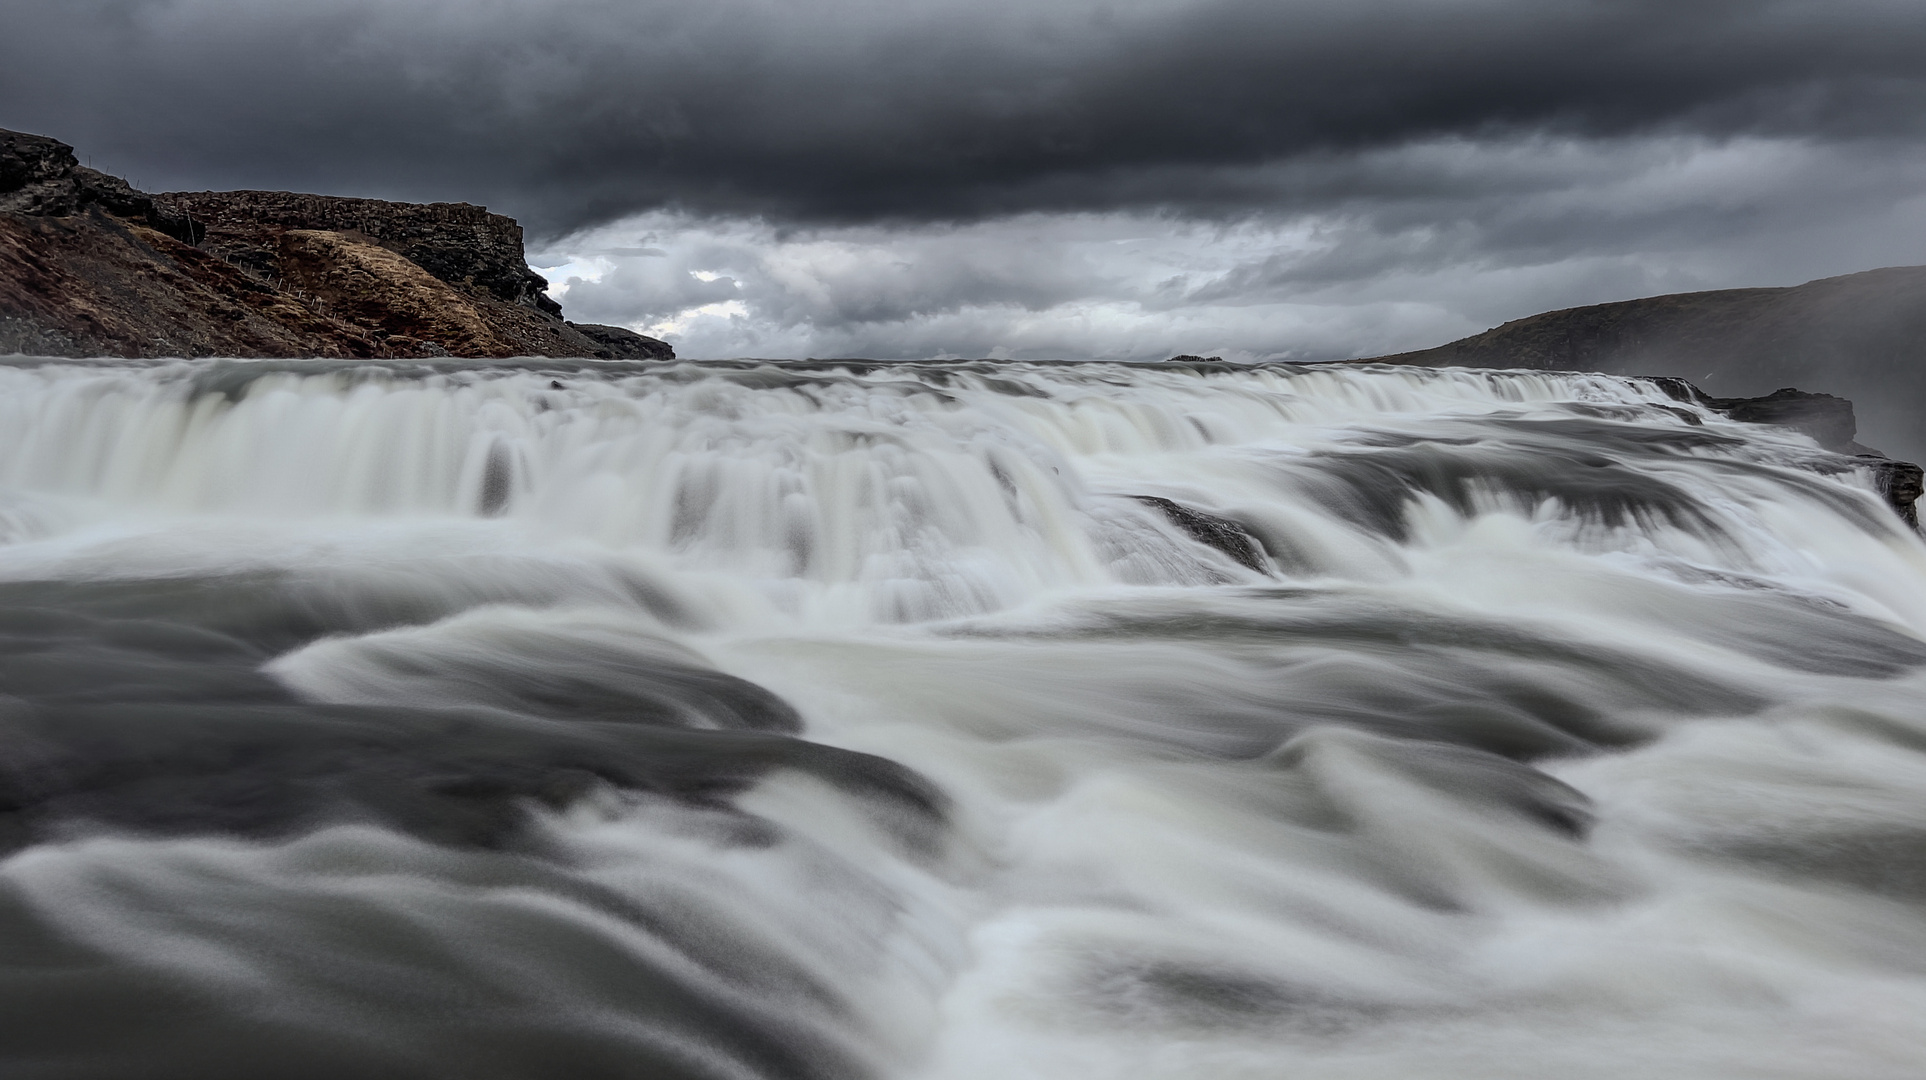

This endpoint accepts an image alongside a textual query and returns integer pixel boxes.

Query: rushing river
[2,357,1926,1079]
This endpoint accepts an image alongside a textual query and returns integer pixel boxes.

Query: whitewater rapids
[3,356,1926,1079]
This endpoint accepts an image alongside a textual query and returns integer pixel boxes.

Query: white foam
[2,357,1924,1077]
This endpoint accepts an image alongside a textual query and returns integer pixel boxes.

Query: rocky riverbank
[0,128,670,361]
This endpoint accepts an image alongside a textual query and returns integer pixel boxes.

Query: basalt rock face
[0,127,672,361]
[1645,381,1871,454]
[156,189,561,315]
[1701,388,1862,453]
[0,129,198,243]
[1867,459,1925,528]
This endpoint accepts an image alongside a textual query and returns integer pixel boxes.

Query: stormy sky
[6,0,1926,359]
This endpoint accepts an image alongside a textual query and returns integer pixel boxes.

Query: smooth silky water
[2,356,1925,1079]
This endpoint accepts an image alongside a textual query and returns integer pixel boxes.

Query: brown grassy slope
[0,210,386,358]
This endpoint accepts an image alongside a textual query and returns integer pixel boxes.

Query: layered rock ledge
[1645,380,1924,527]
[0,128,670,361]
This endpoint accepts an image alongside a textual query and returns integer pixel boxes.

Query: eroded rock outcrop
[1866,459,1925,528]
[1641,380,1918,525]
[156,189,561,316]
[1645,381,1870,454]
[0,127,672,361]
[0,129,198,242]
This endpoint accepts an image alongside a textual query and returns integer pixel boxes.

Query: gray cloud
[5,0,1925,363]
[533,133,1926,359]
[5,0,1926,235]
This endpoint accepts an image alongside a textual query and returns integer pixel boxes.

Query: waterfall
[2,356,1924,1079]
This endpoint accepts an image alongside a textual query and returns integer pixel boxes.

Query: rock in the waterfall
[1132,496,1269,573]
[1701,388,1864,454]
[1864,458,1925,528]
[1644,381,1871,454]
[1640,379,1921,525]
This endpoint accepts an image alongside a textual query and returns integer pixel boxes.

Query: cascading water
[3,356,1926,1079]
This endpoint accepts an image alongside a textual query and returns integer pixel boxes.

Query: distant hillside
[1365,266,1926,461]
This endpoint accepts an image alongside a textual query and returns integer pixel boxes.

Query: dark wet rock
[0,574,941,855]
[567,321,674,360]
[1271,728,1598,839]
[1864,458,1925,528]
[1547,376,1920,527]
[1701,387,1863,454]
[1658,381,1920,525]
[1132,496,1269,573]
[1612,379,1866,452]
[1292,437,1729,544]
[0,126,675,360]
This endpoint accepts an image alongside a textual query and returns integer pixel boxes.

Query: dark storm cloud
[527,131,1926,361]
[4,0,1926,235]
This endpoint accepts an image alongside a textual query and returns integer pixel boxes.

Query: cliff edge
[0,128,670,361]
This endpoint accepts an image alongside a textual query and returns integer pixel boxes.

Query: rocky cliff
[0,128,671,361]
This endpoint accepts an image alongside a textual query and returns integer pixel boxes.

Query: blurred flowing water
[3,356,1926,1079]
